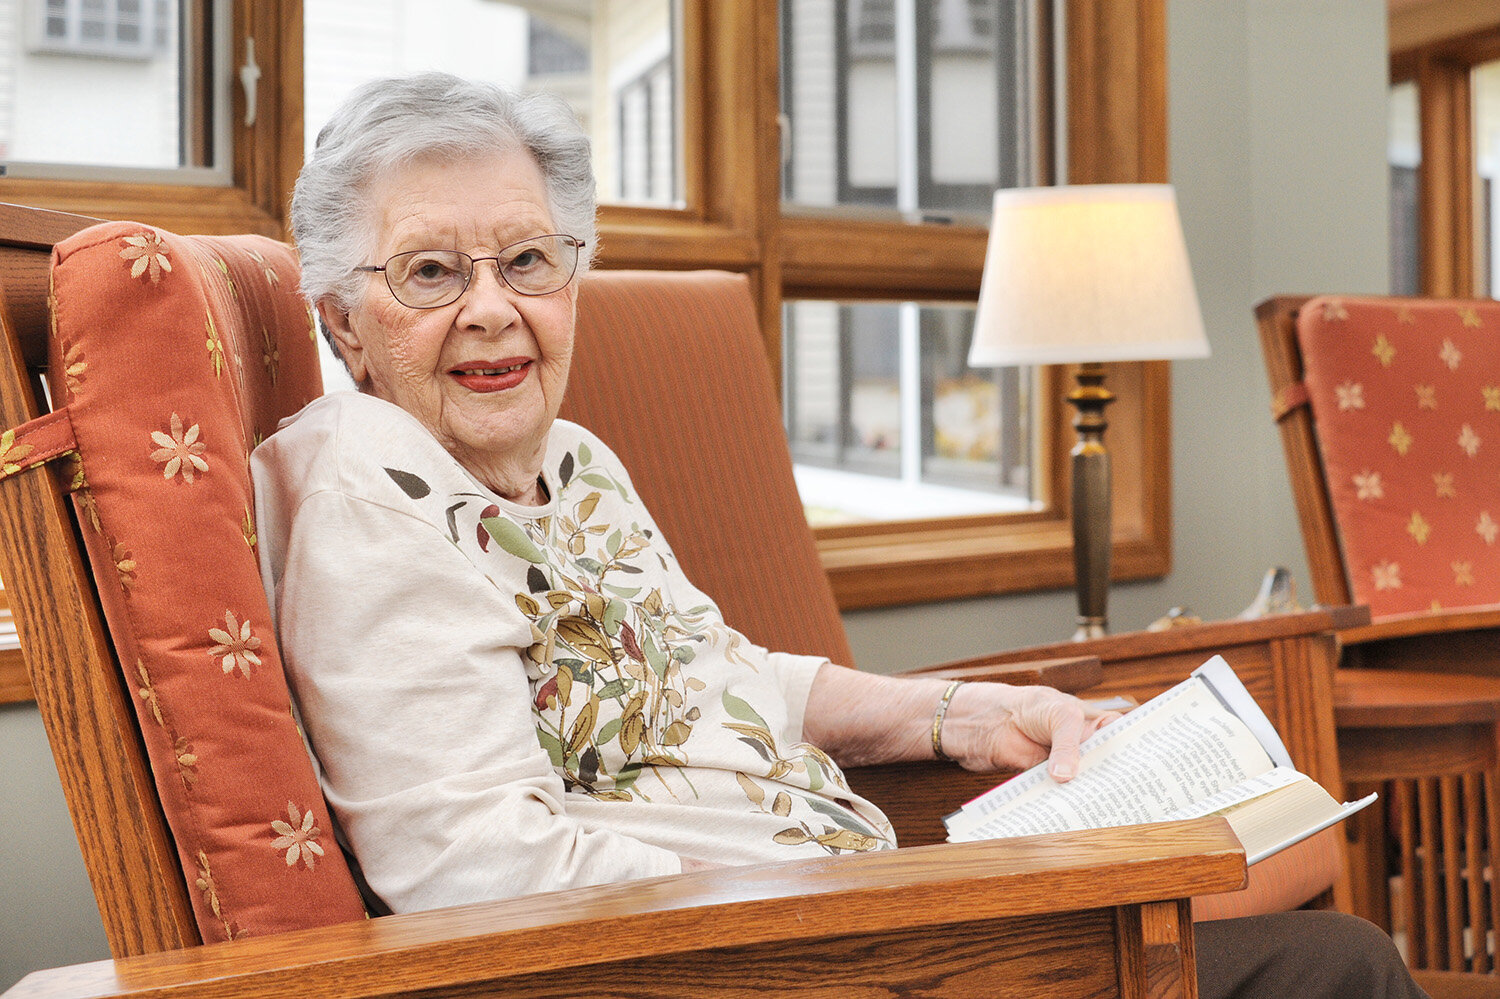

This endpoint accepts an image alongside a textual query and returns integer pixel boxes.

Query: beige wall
[0,0,1394,989]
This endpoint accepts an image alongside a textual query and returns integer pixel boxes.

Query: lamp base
[1068,363,1115,642]
[1073,617,1107,642]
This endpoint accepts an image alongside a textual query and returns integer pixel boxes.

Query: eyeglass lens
[383,235,580,308]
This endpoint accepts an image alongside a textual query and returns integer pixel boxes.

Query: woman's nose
[458,260,522,327]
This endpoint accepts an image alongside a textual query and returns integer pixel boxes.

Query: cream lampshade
[969,183,1209,638]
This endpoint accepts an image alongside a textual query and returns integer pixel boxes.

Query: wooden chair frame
[0,202,1250,998]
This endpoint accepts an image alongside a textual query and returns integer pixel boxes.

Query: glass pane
[1476,60,1500,299]
[781,0,1038,217]
[3,0,220,175]
[1389,79,1420,295]
[785,299,1033,525]
[303,0,682,208]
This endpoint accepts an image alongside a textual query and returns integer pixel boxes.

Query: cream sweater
[252,392,894,913]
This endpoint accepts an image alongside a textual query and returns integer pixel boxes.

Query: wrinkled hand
[941,683,1120,781]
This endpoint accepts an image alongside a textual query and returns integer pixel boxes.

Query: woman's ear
[318,300,368,386]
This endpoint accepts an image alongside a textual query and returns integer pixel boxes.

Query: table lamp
[969,183,1209,640]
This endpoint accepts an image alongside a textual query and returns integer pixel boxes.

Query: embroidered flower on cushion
[135,659,163,727]
[261,328,280,385]
[246,248,281,287]
[1486,386,1500,411]
[194,850,224,918]
[1459,424,1482,458]
[1460,306,1482,328]
[150,413,208,483]
[1354,470,1384,501]
[1407,511,1432,545]
[1478,512,1499,545]
[61,341,86,396]
[1434,472,1456,498]
[1335,381,1365,411]
[1415,384,1437,410]
[0,428,35,476]
[119,232,172,284]
[1454,561,1475,586]
[1373,334,1396,368]
[271,802,326,870]
[112,541,136,591]
[1441,338,1464,372]
[206,314,225,377]
[1388,422,1413,457]
[1322,299,1348,321]
[175,735,199,786]
[1372,561,1402,591]
[1397,306,1416,325]
[208,610,262,677]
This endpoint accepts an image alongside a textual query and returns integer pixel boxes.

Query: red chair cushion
[1297,295,1500,619]
[49,222,367,940]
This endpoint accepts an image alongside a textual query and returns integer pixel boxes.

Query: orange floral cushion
[49,222,367,940]
[1296,295,1500,618]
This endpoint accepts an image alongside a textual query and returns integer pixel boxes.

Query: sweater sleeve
[273,488,681,913]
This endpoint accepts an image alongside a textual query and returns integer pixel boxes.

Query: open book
[943,655,1376,865]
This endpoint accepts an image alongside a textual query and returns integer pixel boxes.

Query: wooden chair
[1258,293,1500,975]
[0,202,1244,998]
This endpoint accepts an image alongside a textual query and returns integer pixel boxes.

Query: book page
[1194,656,1293,769]
[945,669,1275,842]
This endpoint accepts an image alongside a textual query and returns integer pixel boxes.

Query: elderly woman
[253,73,1424,999]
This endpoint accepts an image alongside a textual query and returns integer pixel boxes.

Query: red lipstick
[450,358,531,392]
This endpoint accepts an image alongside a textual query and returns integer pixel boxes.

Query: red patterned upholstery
[47,223,366,940]
[1295,295,1500,619]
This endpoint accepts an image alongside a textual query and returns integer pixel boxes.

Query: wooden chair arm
[1338,603,1500,645]
[4,818,1244,999]
[896,654,1104,693]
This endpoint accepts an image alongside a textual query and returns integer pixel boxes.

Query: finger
[1045,707,1088,782]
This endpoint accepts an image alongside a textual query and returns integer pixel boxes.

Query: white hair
[291,72,596,331]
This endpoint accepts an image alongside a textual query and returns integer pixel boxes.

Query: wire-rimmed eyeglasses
[354,234,585,309]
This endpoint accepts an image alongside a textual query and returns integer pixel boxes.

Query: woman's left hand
[938,682,1121,781]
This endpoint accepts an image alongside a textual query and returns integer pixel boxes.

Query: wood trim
[1417,54,1475,297]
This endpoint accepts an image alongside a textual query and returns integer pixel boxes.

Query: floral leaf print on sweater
[380,426,892,858]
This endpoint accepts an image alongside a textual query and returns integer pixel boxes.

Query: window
[1389,79,1420,296]
[303,0,681,208]
[1,0,1172,615]
[1388,19,1500,297]
[780,0,1043,531]
[32,0,174,59]
[2,0,227,179]
[785,300,1031,524]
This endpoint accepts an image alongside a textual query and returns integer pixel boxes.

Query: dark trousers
[1197,911,1428,999]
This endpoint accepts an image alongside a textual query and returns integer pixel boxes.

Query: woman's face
[322,148,577,500]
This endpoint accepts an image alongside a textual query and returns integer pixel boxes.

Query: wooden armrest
[6,819,1244,999]
[1338,604,1500,645]
[898,654,1103,694]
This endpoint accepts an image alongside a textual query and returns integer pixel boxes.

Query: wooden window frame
[0,0,1172,706]
[1391,24,1500,297]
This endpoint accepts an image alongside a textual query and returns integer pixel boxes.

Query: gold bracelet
[931,679,966,762]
